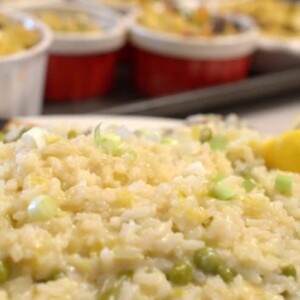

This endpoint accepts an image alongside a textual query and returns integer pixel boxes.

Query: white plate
[13,112,298,136]
[16,114,183,130]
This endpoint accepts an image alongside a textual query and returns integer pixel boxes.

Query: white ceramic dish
[5,109,300,138]
[11,113,294,135]
[0,8,53,118]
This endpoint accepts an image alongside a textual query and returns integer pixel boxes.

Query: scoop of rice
[0,115,299,300]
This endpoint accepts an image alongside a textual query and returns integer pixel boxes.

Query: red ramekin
[22,2,127,102]
[130,15,258,97]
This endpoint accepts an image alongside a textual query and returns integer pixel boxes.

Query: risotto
[0,115,299,300]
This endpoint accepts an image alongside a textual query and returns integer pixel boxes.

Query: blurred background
[0,0,299,133]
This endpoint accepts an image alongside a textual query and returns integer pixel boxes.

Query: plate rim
[14,114,183,129]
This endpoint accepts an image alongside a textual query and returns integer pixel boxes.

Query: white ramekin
[0,8,53,118]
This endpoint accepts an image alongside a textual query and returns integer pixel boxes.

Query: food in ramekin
[139,1,241,37]
[33,10,101,33]
[222,0,300,39]
[130,2,257,96]
[0,114,300,299]
[0,13,40,56]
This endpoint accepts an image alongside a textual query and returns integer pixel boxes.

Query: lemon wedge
[263,130,300,173]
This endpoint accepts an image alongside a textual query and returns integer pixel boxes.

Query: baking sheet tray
[99,68,300,117]
[43,67,300,118]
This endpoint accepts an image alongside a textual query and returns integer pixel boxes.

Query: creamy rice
[0,116,299,300]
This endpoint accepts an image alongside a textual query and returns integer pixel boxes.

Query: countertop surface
[239,95,300,135]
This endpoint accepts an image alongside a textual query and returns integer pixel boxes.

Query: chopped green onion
[94,124,123,156]
[161,137,178,145]
[275,174,293,195]
[168,261,193,286]
[125,149,138,159]
[21,127,47,149]
[94,124,103,146]
[0,131,6,142]
[67,129,78,139]
[0,261,9,284]
[28,195,58,222]
[102,134,122,156]
[200,127,212,143]
[209,135,228,151]
[210,182,235,201]
[212,174,226,183]
[282,265,297,279]
[243,178,256,192]
[37,272,64,283]
[4,126,29,143]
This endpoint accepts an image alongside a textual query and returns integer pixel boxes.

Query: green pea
[67,129,78,139]
[98,287,118,300]
[168,261,193,286]
[200,128,212,143]
[0,131,6,142]
[0,261,9,284]
[193,247,212,265]
[282,265,297,279]
[161,136,178,145]
[243,178,256,192]
[77,22,87,31]
[217,265,236,283]
[275,175,293,195]
[194,248,223,274]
